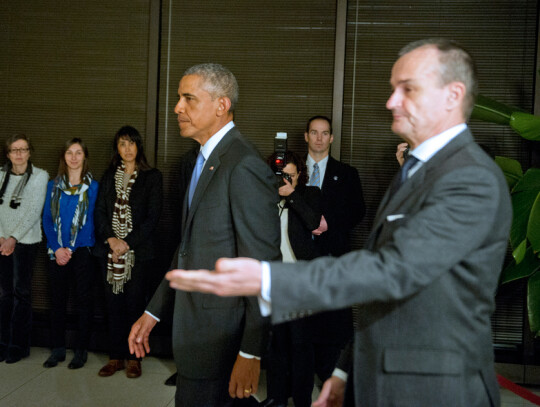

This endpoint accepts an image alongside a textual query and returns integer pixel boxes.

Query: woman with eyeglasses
[0,133,48,364]
[94,125,162,379]
[42,138,98,370]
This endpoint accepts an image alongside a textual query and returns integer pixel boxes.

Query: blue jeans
[0,242,39,353]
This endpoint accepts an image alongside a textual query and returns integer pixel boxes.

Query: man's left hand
[228,354,260,398]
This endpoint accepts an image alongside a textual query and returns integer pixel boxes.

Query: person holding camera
[262,150,322,407]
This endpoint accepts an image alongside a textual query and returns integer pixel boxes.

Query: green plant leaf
[510,111,540,141]
[513,239,527,263]
[471,94,513,124]
[500,246,540,284]
[528,192,540,251]
[495,156,523,189]
[510,190,536,250]
[527,270,540,335]
[508,170,540,250]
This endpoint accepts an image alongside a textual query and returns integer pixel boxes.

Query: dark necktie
[188,151,205,207]
[391,155,419,195]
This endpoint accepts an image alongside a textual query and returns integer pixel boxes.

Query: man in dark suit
[128,63,281,407]
[304,115,365,257]
[167,39,512,407]
[303,115,365,383]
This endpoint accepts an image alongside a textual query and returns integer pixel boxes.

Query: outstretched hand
[166,257,263,297]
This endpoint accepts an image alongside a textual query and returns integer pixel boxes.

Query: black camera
[281,172,292,186]
[273,132,288,185]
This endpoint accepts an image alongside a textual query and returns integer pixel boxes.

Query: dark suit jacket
[311,156,365,346]
[271,130,512,406]
[284,184,322,261]
[315,156,365,257]
[147,127,281,380]
[94,167,163,261]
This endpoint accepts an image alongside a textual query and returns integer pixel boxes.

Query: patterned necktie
[310,162,321,188]
[188,151,205,207]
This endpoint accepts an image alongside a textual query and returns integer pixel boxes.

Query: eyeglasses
[9,148,30,154]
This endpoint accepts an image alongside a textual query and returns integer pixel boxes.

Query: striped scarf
[107,162,137,294]
[48,172,93,258]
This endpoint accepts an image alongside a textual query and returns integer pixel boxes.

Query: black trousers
[100,257,150,360]
[0,242,38,353]
[174,372,234,407]
[266,318,316,407]
[48,247,93,350]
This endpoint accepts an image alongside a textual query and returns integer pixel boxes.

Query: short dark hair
[267,150,308,186]
[399,38,478,119]
[58,138,90,179]
[109,125,151,170]
[306,115,332,134]
[183,63,239,113]
[5,133,33,158]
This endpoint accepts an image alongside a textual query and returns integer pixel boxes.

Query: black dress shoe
[6,347,29,364]
[43,347,66,368]
[68,349,87,369]
[165,372,177,386]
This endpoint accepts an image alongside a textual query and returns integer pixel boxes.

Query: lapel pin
[209,166,214,171]
[333,176,338,181]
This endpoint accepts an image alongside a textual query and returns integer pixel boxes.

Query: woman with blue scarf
[42,138,98,369]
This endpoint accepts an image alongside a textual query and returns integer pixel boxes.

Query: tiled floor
[0,347,538,406]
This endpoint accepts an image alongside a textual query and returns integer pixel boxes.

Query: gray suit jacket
[148,127,281,380]
[270,129,511,407]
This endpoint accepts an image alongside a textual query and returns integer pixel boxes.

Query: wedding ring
[244,389,251,393]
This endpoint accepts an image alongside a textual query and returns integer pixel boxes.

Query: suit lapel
[183,128,238,229]
[321,156,336,191]
[370,129,475,240]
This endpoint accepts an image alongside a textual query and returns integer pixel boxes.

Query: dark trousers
[0,242,38,353]
[266,318,315,407]
[48,247,93,350]
[175,371,234,407]
[100,257,150,360]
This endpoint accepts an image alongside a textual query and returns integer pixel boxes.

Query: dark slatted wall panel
[155,0,338,254]
[0,1,152,312]
[341,0,538,348]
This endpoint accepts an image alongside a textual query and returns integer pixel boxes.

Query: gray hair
[399,39,478,119]
[183,63,239,113]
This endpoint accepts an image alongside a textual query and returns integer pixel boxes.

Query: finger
[313,381,332,407]
[215,257,236,273]
[251,379,258,395]
[228,379,236,398]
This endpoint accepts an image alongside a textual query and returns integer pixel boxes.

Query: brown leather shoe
[98,359,125,377]
[126,360,141,378]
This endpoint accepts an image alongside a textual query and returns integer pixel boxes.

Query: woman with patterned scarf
[94,126,162,379]
[42,138,98,370]
[0,133,48,364]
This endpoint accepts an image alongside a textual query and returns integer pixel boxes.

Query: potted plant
[471,94,540,336]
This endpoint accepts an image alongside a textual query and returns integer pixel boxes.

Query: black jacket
[94,166,163,261]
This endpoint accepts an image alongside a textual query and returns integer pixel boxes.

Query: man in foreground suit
[303,115,365,384]
[128,63,281,406]
[165,39,512,407]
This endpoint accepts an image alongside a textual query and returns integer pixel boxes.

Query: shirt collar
[307,153,329,171]
[410,123,467,163]
[199,121,235,160]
